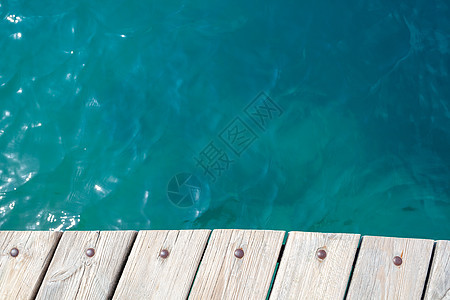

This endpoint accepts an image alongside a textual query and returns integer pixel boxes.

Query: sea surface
[1,0,449,239]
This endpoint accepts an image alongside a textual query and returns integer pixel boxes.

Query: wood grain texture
[189,229,285,300]
[112,230,210,300]
[0,231,62,300]
[269,231,360,300]
[424,240,450,300]
[347,235,434,300]
[36,231,136,300]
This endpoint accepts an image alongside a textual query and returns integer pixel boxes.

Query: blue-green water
[1,0,449,239]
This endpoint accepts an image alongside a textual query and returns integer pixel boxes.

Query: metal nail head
[86,248,95,257]
[10,248,19,257]
[160,249,169,259]
[317,249,327,260]
[234,248,244,259]
[393,256,402,266]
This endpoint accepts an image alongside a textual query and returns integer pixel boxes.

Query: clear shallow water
[0,0,449,239]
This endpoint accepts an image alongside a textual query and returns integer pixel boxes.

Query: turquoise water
[1,0,449,239]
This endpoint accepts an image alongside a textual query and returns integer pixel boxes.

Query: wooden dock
[0,230,448,299]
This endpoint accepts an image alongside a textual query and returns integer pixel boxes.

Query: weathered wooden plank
[0,231,62,299]
[424,240,450,300]
[112,230,210,300]
[36,230,136,300]
[269,231,360,300]
[347,235,434,299]
[189,229,285,300]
